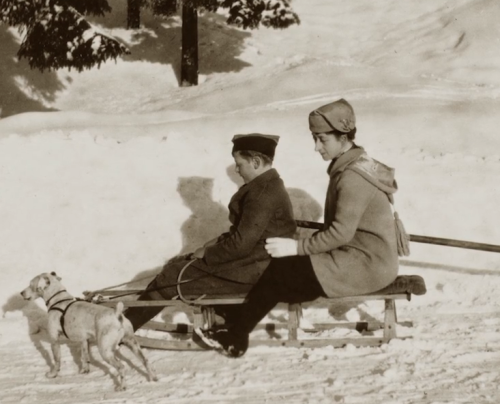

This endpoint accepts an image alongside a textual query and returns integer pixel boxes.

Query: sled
[86,277,426,351]
[82,216,500,351]
[84,219,428,351]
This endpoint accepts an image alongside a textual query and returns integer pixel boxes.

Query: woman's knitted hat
[232,133,280,159]
[309,99,356,133]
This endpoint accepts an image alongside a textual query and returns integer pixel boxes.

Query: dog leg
[46,342,61,378]
[121,335,158,382]
[98,341,126,391]
[79,340,90,374]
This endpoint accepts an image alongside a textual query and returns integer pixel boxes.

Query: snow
[1,0,500,402]
[82,29,95,43]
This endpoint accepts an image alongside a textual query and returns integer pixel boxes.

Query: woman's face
[312,132,345,161]
[233,151,258,184]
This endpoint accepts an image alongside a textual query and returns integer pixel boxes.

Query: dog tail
[115,301,125,324]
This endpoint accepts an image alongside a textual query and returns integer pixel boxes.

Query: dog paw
[45,370,58,378]
[115,385,126,392]
[79,368,90,374]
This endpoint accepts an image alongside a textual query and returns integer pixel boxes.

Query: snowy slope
[1,0,500,403]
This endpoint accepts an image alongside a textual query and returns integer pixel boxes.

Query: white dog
[21,272,158,391]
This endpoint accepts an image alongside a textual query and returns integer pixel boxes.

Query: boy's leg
[123,278,170,331]
[124,258,255,331]
[124,260,190,331]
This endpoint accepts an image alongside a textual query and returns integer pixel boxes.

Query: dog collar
[45,289,68,306]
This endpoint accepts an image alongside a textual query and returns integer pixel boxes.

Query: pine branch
[0,0,37,26]
[219,0,299,29]
[0,0,112,26]
[65,0,112,17]
[188,0,220,13]
[260,0,300,29]
[15,3,129,72]
[143,0,221,17]
[142,0,178,17]
[136,0,299,29]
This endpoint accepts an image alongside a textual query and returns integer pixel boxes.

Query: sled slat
[136,336,205,351]
[248,336,412,349]
[98,294,410,308]
[136,336,412,351]
[142,320,414,334]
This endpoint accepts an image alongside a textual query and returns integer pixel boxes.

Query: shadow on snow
[0,26,61,118]
[0,0,252,117]
[89,0,252,85]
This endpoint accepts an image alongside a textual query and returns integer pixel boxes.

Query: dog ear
[36,275,51,292]
[50,271,62,281]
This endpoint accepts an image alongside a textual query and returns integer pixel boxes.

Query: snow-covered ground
[1,0,500,402]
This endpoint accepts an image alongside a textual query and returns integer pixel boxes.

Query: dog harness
[47,290,80,339]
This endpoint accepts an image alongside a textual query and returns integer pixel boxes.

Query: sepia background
[1,0,500,402]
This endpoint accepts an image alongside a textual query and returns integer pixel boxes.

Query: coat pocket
[337,245,370,265]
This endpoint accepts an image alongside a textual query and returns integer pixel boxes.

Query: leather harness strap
[48,299,79,339]
[45,289,68,306]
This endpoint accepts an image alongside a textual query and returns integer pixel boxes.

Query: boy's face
[233,151,258,184]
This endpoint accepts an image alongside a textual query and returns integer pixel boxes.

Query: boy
[124,133,296,330]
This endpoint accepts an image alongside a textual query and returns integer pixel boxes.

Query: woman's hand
[265,238,298,258]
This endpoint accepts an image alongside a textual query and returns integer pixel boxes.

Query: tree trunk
[181,3,198,86]
[127,0,141,29]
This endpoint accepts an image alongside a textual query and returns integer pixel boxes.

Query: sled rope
[94,274,157,292]
[86,257,255,301]
[176,258,207,304]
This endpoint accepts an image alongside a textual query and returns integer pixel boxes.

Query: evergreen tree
[1,0,299,83]
[139,0,300,86]
[0,0,128,72]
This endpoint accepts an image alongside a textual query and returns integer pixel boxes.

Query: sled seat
[95,274,426,351]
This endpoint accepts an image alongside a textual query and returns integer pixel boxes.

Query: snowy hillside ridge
[1,0,500,403]
[2,0,500,117]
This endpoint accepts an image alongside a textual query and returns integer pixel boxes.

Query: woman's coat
[297,147,399,297]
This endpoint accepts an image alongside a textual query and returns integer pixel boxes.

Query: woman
[124,133,297,331]
[196,99,400,357]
